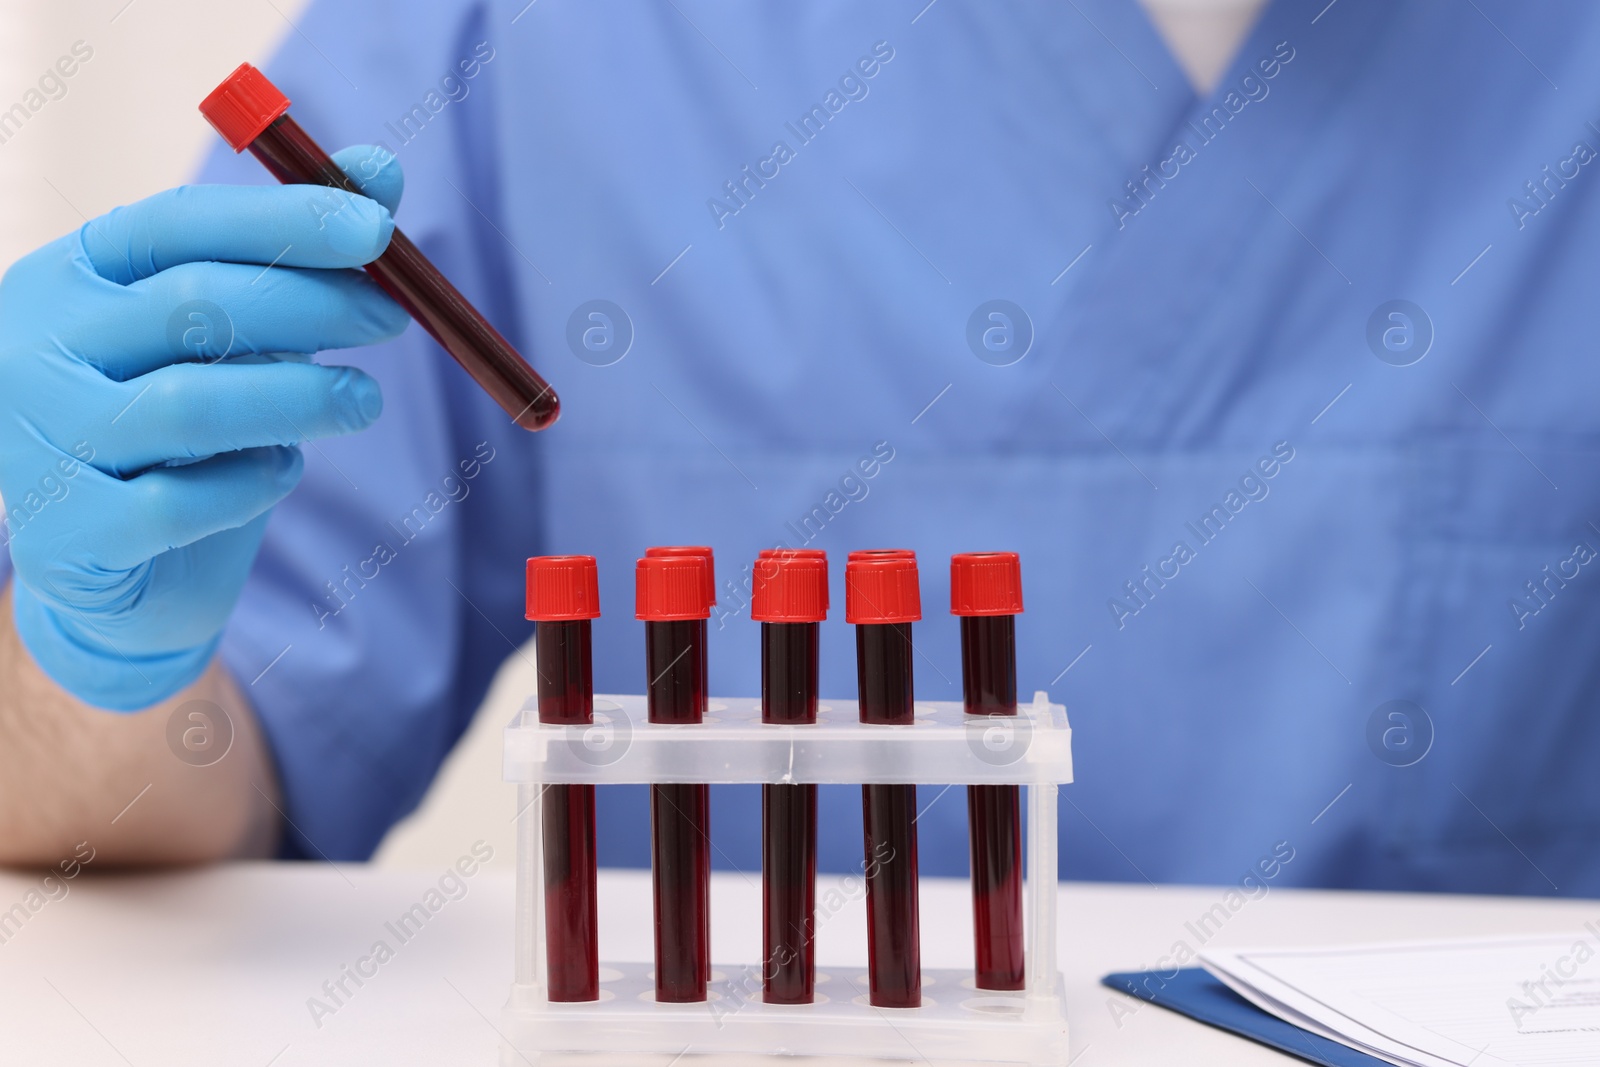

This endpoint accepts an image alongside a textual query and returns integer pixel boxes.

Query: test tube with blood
[951,552,1026,991]
[525,555,601,1002]
[845,552,923,1009]
[643,545,715,983]
[752,550,828,1004]
[199,63,558,431]
[636,553,711,1002]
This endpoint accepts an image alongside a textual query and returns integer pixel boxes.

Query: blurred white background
[0,0,520,872]
[0,3,297,272]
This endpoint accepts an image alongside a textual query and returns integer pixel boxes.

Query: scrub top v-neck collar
[1050,0,1406,441]
[1054,0,1196,174]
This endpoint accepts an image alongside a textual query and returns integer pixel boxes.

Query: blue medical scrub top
[172,0,1600,894]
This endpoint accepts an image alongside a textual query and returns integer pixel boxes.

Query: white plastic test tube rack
[502,690,1073,1066]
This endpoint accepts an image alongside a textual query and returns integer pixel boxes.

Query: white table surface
[0,864,1593,1066]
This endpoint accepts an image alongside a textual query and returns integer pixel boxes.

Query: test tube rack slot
[502,691,1072,1066]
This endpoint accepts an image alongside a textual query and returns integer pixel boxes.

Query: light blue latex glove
[0,146,407,711]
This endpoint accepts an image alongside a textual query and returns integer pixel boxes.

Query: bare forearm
[0,583,281,866]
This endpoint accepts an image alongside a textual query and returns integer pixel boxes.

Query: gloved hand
[0,146,407,711]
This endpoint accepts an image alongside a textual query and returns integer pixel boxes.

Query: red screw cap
[199,63,291,152]
[751,554,829,623]
[644,545,716,606]
[636,556,711,621]
[950,552,1023,616]
[845,556,921,625]
[759,548,827,560]
[525,556,600,621]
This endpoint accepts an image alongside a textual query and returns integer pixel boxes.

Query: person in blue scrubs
[2,0,1597,896]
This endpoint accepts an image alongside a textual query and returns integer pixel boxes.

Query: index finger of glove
[77,183,394,285]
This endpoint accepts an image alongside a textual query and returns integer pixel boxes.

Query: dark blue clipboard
[1101,968,1391,1066]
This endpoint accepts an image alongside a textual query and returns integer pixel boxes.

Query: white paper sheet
[1201,932,1600,1067]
